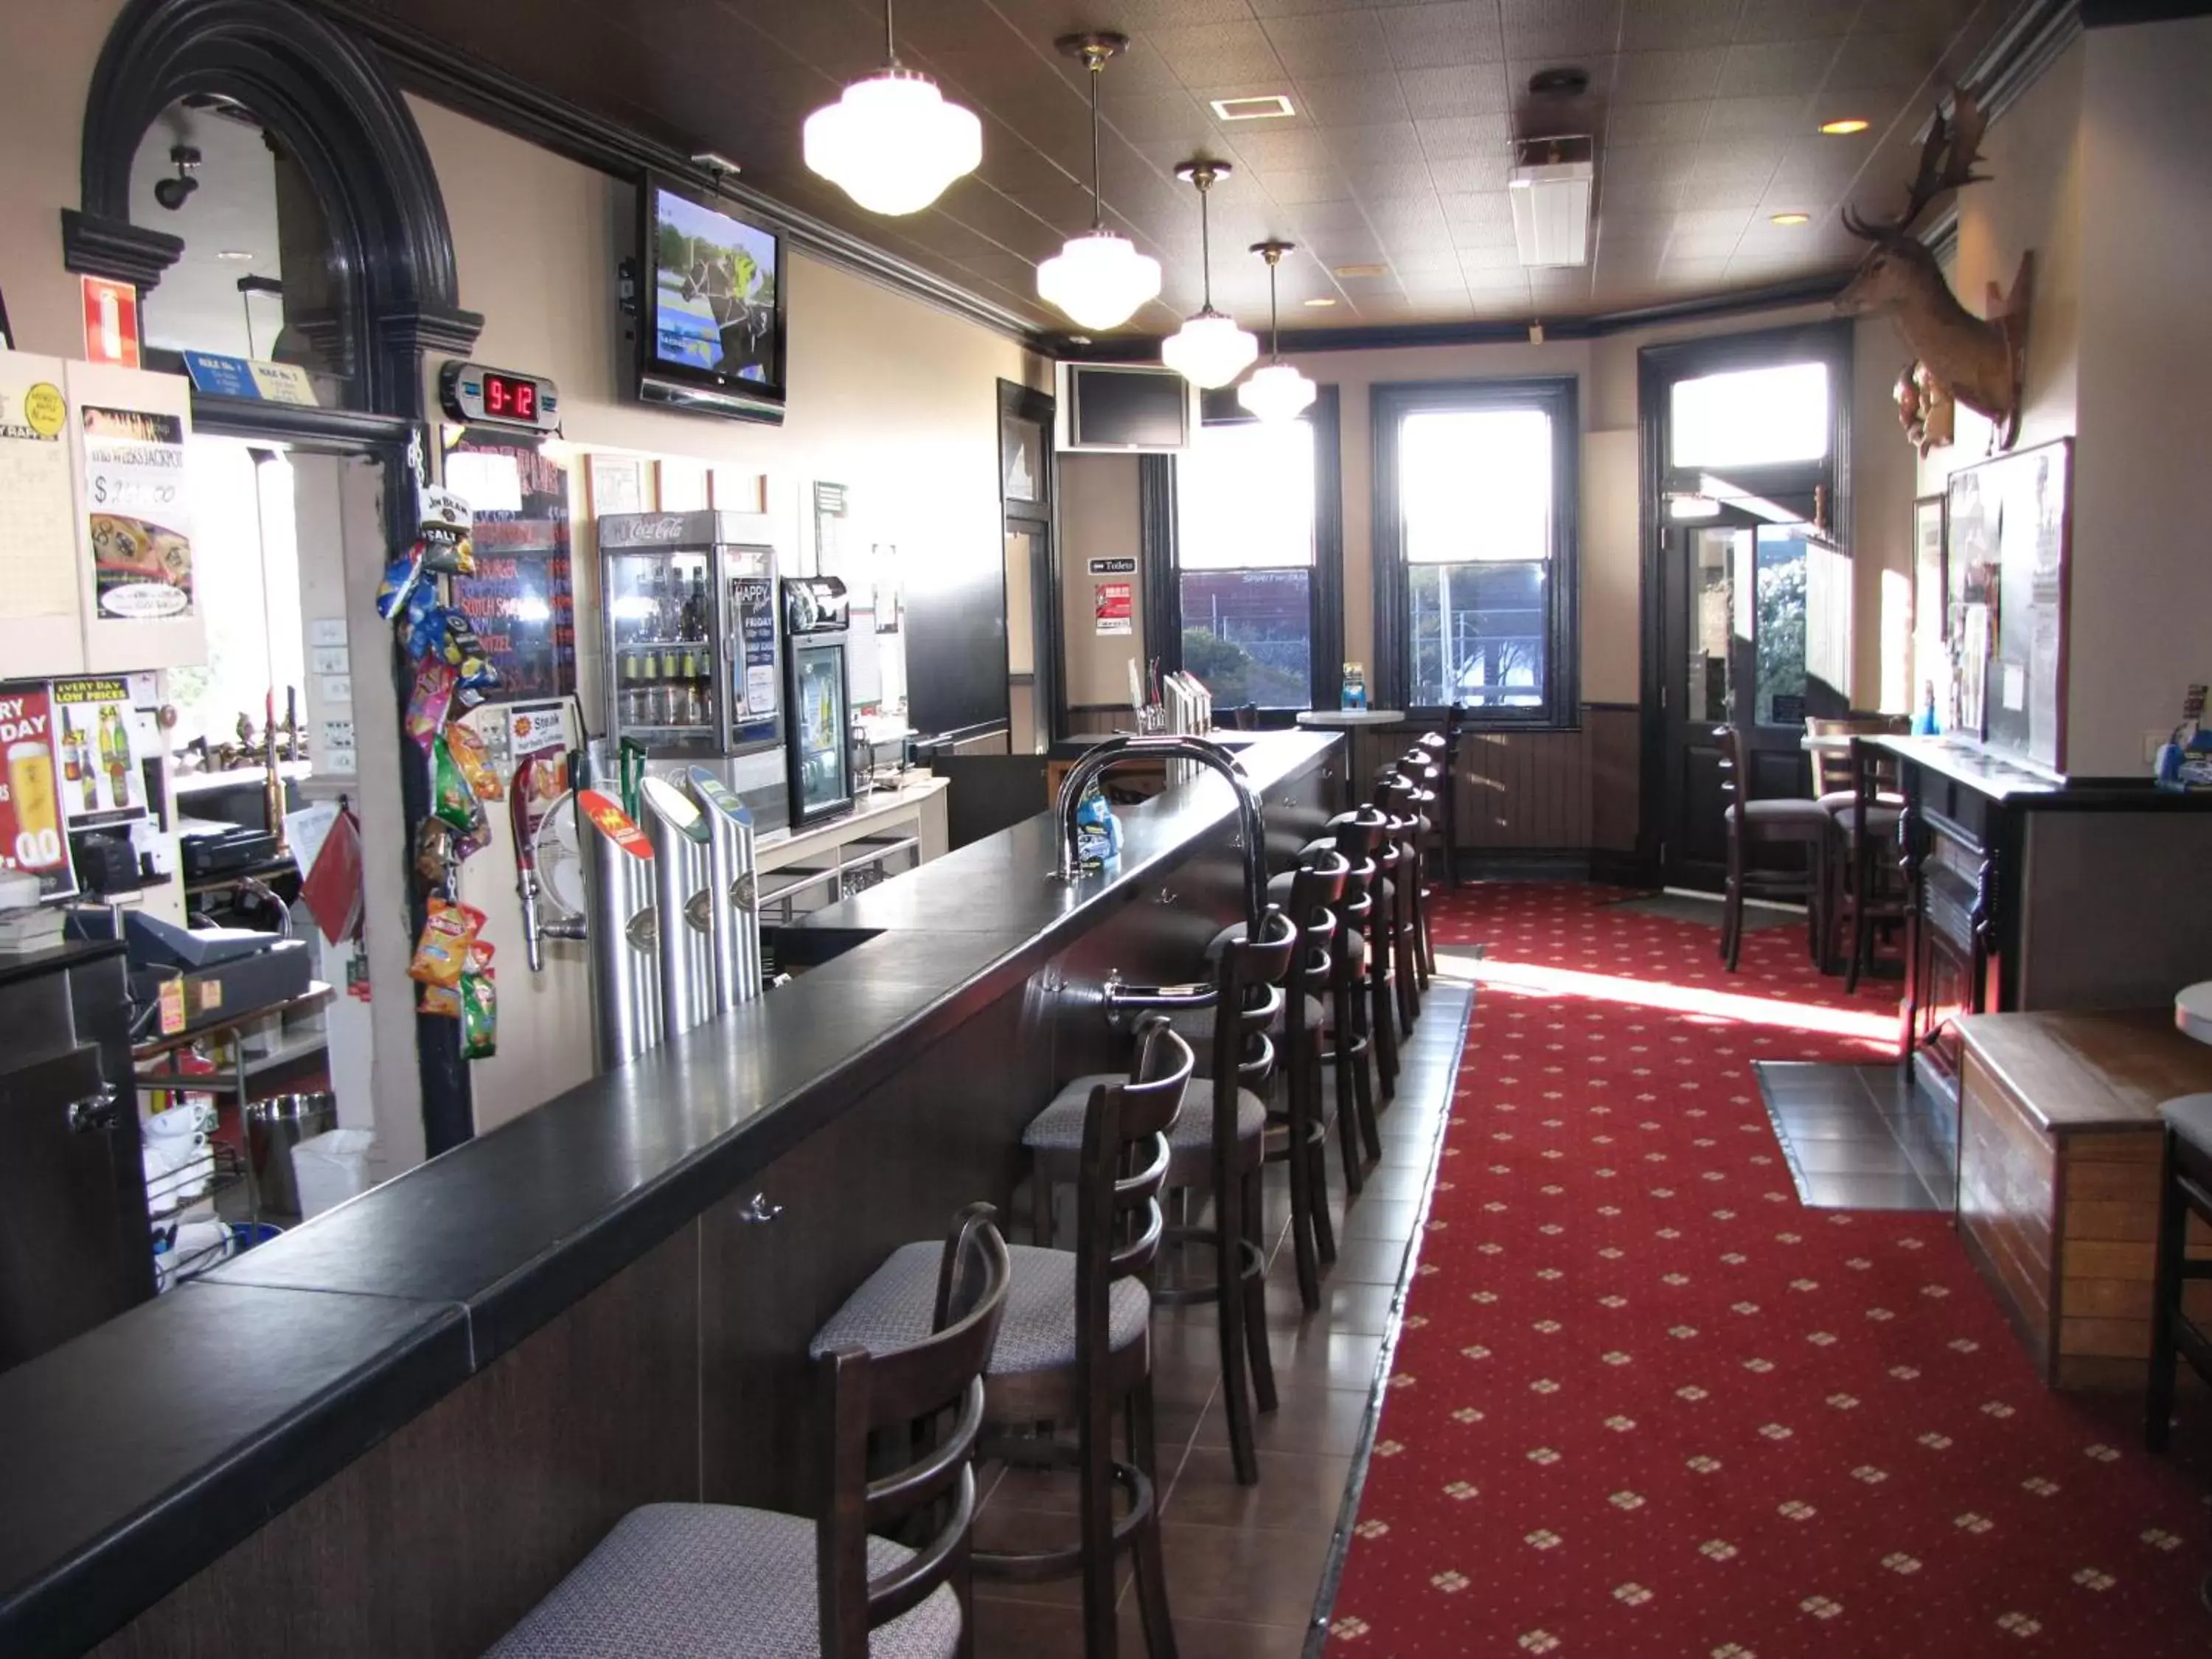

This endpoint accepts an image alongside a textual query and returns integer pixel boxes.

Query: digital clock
[439,360,561,434]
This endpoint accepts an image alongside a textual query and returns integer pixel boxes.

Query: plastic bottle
[1074,777,1117,873]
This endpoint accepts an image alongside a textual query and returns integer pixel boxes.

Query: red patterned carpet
[1329,883,2212,1658]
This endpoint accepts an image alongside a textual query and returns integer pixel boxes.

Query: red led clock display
[481,371,537,422]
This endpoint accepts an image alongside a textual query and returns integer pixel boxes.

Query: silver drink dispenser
[684,766,762,1009]
[577,787,662,1071]
[637,776,717,1041]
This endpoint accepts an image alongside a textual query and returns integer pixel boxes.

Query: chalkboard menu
[448,429,576,700]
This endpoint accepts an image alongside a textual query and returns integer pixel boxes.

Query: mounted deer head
[1834,86,2031,451]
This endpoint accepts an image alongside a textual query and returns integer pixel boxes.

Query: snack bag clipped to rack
[407,897,484,994]
[414,485,475,577]
[445,720,501,801]
[430,735,487,854]
[461,953,497,1059]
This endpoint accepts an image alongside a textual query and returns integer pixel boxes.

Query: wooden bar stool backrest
[1285,853,1349,997]
[1077,1015,1193,1368]
[1715,724,1749,835]
[1211,908,1298,1115]
[1805,714,1908,797]
[818,1204,1014,1658]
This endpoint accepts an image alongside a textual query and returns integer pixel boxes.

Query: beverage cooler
[781,576,855,828]
[596,512,781,761]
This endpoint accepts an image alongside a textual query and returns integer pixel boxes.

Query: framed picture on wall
[1947,438,2073,770]
[585,453,647,518]
[1911,493,1946,718]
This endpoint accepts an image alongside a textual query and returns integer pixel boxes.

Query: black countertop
[0,731,1337,1658]
[1875,734,2212,809]
[0,939,125,991]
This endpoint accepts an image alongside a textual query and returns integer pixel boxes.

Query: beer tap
[512,757,585,973]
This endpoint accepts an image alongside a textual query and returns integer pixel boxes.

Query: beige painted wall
[0,0,121,355]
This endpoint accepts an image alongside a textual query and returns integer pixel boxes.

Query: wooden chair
[1262,858,1350,1310]
[1340,804,1405,1101]
[1391,747,1442,986]
[1373,773,1425,1033]
[1839,735,1907,992]
[1805,714,1909,809]
[824,1017,1193,1659]
[1422,719,1460,891]
[2147,1094,2212,1457]
[1312,813,1388,1187]
[486,1205,1012,1659]
[1716,723,1832,974]
[1029,913,1298,1485]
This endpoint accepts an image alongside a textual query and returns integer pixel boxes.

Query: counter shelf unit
[1880,734,2212,1110]
[0,732,1340,1659]
[750,775,947,924]
[1955,1009,2212,1389]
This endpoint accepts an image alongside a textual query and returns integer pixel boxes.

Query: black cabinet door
[0,1043,131,1371]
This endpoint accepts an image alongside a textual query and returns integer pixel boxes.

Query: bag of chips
[461,964,497,1059]
[430,735,487,842]
[445,720,501,800]
[407,897,484,990]
[406,660,457,753]
[375,549,425,622]
[419,981,460,1018]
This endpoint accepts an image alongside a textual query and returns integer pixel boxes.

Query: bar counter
[0,731,1342,1659]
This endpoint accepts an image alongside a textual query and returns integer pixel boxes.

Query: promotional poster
[83,403,193,619]
[0,684,76,900]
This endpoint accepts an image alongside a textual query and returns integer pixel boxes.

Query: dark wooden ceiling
[357,0,2017,338]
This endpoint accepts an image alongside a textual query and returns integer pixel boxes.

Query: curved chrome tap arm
[1051,734,1268,936]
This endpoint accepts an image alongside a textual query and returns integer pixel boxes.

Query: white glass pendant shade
[1162,310,1258,389]
[1036,232,1162,331]
[1237,361,1317,423]
[804,69,981,216]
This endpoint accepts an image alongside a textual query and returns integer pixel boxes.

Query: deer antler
[1842,84,1989,243]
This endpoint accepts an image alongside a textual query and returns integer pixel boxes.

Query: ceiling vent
[1210,94,1295,122]
[1507,134,1594,268]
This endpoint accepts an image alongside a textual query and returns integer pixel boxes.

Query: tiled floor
[1756,1058,1955,1211]
[970,984,1474,1659]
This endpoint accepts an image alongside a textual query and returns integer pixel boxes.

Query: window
[1166,401,1339,711]
[1669,361,1830,468]
[1374,379,1577,720]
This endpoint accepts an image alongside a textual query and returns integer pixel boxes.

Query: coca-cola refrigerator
[596,511,781,761]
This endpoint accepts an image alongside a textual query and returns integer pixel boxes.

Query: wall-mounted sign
[52,677,147,827]
[80,276,140,369]
[1094,580,1133,637]
[1088,557,1136,575]
[448,430,575,701]
[82,403,192,620]
[0,684,74,900]
[180,352,317,406]
[0,357,79,652]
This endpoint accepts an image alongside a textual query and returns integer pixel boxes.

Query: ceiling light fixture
[1332,262,1388,279]
[1237,240,1317,424]
[1211,94,1295,122]
[215,248,255,262]
[802,0,981,215]
[1303,296,1338,307]
[1819,117,1870,136]
[1507,134,1594,267]
[1037,34,1162,332]
[1770,212,1810,226]
[1162,161,1259,389]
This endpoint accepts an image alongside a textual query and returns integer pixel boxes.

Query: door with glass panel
[1644,335,1849,891]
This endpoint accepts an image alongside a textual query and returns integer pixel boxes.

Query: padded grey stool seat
[1029,1074,1266,1152]
[1745,796,1835,828]
[485,1503,960,1659]
[1818,789,1904,817]
[814,1240,1148,1377]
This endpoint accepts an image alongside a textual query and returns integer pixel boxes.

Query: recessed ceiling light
[1819,118,1869,136]
[1211,94,1295,122]
[1332,262,1388,278]
[215,248,255,261]
[1770,212,1810,226]
[1303,296,1338,307]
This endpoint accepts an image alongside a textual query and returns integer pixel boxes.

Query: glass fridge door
[607,547,719,756]
[787,641,852,824]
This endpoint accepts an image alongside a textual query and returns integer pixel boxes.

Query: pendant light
[804,0,981,216]
[1237,240,1317,422]
[1161,161,1259,389]
[1036,34,1161,332]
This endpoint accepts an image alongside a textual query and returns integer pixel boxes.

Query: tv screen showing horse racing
[649,185,782,392]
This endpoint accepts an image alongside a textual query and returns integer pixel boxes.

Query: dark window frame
[1371,375,1580,728]
[1142,385,1343,720]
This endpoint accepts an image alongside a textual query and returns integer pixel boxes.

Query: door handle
[67,1084,120,1134]
[735,1192,783,1224]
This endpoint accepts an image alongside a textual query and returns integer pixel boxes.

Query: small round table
[1296,710,1406,810]
[2177,981,2212,1046]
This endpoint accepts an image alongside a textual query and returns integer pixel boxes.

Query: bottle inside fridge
[607,546,716,752]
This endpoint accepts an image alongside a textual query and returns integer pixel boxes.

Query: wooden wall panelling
[1586,706,1641,854]
[93,1226,704,1659]
[1956,1048,2057,1377]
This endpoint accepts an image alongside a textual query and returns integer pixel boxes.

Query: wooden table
[1955,1009,2212,1388]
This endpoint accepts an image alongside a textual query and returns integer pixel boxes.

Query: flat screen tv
[639,175,786,419]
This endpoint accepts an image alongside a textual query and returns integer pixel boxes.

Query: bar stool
[1716,725,1830,974]
[1374,774,1425,1034]
[1837,735,1906,992]
[1028,916,1297,1486]
[1313,813,1387,1186]
[821,1017,1194,1659]
[2146,1093,2212,1454]
[1340,804,1404,1102]
[1391,747,1441,986]
[484,1204,1012,1659]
